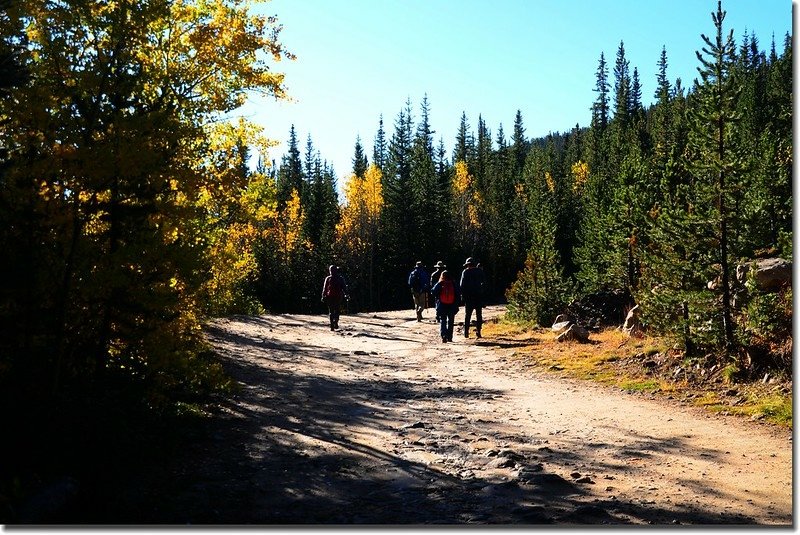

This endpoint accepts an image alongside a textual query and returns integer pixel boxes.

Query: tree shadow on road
[84,316,767,526]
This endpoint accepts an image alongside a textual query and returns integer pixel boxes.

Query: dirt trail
[115,306,792,525]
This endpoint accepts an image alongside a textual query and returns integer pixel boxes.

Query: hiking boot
[476,331,481,338]
[441,336,447,343]
[464,331,469,338]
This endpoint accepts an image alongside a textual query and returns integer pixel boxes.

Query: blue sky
[239,0,793,182]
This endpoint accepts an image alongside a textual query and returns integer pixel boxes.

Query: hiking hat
[463,257,475,267]
[416,261,423,266]
[434,260,446,268]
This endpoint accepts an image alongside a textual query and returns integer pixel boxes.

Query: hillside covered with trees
[261,4,791,373]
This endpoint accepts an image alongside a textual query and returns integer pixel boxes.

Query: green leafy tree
[0,0,292,426]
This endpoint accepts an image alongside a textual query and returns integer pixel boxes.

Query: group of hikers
[320,257,485,343]
[408,258,485,343]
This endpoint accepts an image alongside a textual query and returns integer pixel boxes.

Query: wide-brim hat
[434,261,446,268]
[415,261,423,266]
[463,257,475,267]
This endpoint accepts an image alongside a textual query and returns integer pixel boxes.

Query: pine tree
[453,112,475,169]
[506,143,571,325]
[380,101,416,308]
[591,52,610,132]
[687,0,745,354]
[409,95,438,260]
[372,115,388,171]
[352,136,368,178]
[613,41,631,127]
[511,110,528,174]
[276,125,303,209]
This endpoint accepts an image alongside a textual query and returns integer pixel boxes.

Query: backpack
[439,280,455,305]
[408,269,421,291]
[326,276,343,300]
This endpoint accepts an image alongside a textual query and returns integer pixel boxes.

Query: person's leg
[328,303,335,330]
[464,302,473,337]
[333,301,340,329]
[440,310,448,342]
[475,305,482,337]
[446,312,455,341]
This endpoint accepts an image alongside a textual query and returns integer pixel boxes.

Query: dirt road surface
[113,305,792,525]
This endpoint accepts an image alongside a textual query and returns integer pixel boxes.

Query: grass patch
[485,314,792,428]
[619,379,661,392]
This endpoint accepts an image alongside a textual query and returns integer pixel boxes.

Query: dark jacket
[431,279,461,315]
[430,268,444,288]
[322,270,348,303]
[408,266,430,292]
[459,266,485,304]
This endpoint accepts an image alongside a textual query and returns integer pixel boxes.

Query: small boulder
[622,304,641,336]
[556,324,590,343]
[551,320,572,333]
[736,258,792,291]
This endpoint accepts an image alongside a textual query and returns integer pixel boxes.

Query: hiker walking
[408,261,430,322]
[460,257,485,338]
[431,270,461,343]
[429,261,446,323]
[321,265,348,330]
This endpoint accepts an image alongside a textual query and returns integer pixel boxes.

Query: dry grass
[482,317,792,428]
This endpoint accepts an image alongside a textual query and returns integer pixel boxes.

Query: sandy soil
[113,305,792,525]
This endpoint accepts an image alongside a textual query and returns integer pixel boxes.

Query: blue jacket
[408,266,430,292]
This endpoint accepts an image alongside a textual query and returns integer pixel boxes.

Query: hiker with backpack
[321,265,348,330]
[460,257,485,338]
[431,270,461,343]
[429,261,446,323]
[407,261,430,322]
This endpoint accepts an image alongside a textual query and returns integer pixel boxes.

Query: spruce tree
[380,101,416,308]
[276,125,304,209]
[693,0,743,353]
[409,95,438,260]
[372,115,388,171]
[352,136,368,178]
[507,144,571,325]
[613,41,631,127]
[511,110,528,175]
[453,112,475,165]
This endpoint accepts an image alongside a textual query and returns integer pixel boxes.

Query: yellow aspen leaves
[571,160,590,193]
[336,164,383,254]
[545,171,555,193]
[452,160,471,194]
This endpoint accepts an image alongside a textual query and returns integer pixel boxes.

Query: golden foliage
[452,160,482,228]
[0,0,292,399]
[452,160,471,194]
[571,160,590,193]
[544,171,555,193]
[275,188,306,258]
[336,164,383,254]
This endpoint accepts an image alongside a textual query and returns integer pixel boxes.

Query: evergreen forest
[0,0,792,517]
